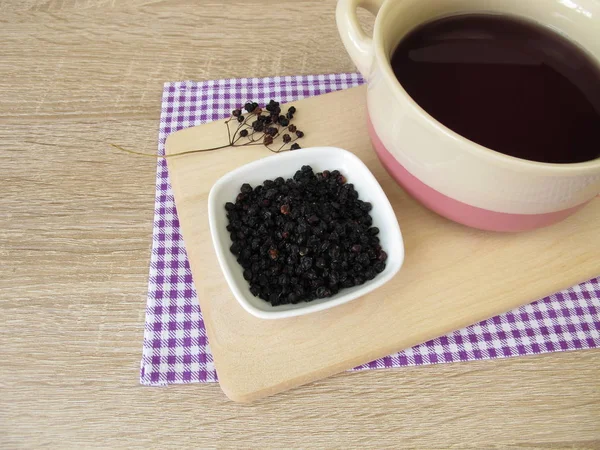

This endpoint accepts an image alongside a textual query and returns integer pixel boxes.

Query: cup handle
[336,0,385,77]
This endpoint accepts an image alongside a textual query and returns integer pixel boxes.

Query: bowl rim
[207,146,404,319]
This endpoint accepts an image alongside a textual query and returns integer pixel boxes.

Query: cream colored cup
[336,0,600,231]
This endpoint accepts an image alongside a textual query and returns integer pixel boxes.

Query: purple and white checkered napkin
[141,73,600,386]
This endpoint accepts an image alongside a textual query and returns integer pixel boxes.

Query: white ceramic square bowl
[208,146,404,319]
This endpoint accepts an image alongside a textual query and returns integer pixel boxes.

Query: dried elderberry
[224,166,388,307]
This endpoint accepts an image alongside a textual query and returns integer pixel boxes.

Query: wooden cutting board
[165,85,600,402]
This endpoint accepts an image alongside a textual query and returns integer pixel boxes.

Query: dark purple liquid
[391,14,600,164]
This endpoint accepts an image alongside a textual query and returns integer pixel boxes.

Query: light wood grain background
[1,1,599,448]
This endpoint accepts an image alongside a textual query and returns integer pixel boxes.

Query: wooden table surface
[1,1,599,448]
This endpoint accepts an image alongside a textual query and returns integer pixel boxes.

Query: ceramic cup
[336,0,600,232]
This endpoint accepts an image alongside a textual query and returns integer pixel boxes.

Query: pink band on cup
[367,117,588,232]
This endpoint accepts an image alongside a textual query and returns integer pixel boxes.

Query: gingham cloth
[140,73,600,385]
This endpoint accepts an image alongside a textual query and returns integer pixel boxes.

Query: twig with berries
[227,100,304,153]
[110,99,305,158]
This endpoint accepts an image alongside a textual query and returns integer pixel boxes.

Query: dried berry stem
[110,100,303,158]
[109,142,235,158]
[230,114,254,143]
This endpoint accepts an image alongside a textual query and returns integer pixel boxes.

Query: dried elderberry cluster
[225,166,387,306]
[109,99,304,159]
[227,100,304,153]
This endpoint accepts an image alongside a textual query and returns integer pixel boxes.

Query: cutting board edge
[211,268,598,403]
